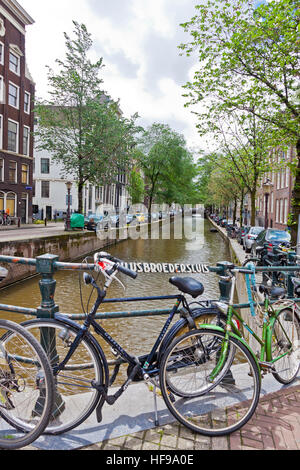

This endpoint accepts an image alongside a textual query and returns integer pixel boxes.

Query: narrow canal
[0,218,230,370]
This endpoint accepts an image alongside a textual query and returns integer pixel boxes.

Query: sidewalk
[78,384,300,451]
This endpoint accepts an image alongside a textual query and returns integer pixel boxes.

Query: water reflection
[0,219,230,359]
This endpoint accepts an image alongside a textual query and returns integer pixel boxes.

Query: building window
[7,120,18,153]
[24,92,30,114]
[23,126,30,156]
[280,199,283,223]
[0,76,4,104]
[9,52,20,75]
[8,83,19,108]
[0,158,3,181]
[41,158,50,174]
[284,199,288,224]
[0,115,3,149]
[6,192,16,217]
[41,181,50,198]
[0,42,4,65]
[21,164,29,185]
[276,199,279,223]
[8,161,17,183]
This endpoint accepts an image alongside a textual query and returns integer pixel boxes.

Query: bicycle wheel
[0,319,54,450]
[270,308,300,384]
[160,328,261,436]
[22,318,107,435]
[159,307,228,359]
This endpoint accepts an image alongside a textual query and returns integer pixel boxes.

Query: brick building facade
[0,0,35,223]
[255,146,296,230]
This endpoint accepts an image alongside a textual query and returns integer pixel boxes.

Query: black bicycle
[21,252,253,437]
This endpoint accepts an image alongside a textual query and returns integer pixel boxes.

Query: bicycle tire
[158,307,228,360]
[269,307,300,384]
[0,319,54,450]
[21,318,108,435]
[159,328,261,436]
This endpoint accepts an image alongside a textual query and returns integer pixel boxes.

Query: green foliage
[128,168,145,204]
[137,123,198,210]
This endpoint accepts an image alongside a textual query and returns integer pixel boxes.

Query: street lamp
[263,178,273,230]
[65,181,72,231]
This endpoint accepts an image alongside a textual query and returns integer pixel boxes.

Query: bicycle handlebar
[94,251,137,280]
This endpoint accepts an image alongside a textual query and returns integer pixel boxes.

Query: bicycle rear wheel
[22,318,107,435]
[270,308,300,384]
[159,328,261,436]
[0,319,54,450]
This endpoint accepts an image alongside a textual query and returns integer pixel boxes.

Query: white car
[243,226,264,253]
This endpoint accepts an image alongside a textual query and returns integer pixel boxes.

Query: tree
[128,167,145,205]
[35,21,139,213]
[137,123,196,212]
[180,0,300,239]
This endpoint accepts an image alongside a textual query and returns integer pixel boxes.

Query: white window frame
[0,75,4,104]
[24,91,30,114]
[7,119,19,154]
[23,125,30,156]
[0,41,4,66]
[8,82,19,109]
[9,50,20,76]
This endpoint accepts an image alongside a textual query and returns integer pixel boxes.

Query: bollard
[18,217,20,228]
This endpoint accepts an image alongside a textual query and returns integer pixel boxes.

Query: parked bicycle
[20,252,260,437]
[0,268,54,449]
[0,211,11,226]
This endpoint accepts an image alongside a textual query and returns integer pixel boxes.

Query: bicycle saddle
[259,284,286,298]
[169,277,204,298]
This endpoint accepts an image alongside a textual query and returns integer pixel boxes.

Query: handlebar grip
[117,264,137,280]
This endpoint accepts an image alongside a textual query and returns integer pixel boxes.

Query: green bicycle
[161,261,300,436]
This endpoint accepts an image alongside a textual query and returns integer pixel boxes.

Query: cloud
[20,0,203,149]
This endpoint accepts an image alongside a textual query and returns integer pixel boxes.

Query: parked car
[251,228,291,257]
[237,226,250,245]
[243,226,265,253]
[84,213,103,228]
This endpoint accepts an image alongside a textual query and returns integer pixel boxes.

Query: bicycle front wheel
[159,328,261,436]
[22,318,107,435]
[0,319,54,450]
[270,308,300,384]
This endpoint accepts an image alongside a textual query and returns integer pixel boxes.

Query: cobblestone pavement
[78,384,300,451]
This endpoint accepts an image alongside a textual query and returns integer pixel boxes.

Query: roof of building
[3,0,34,26]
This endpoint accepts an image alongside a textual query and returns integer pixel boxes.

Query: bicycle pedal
[259,361,276,373]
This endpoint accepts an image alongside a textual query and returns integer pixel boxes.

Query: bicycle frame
[55,292,190,379]
[208,273,297,381]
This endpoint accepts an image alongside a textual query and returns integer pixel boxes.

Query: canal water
[0,218,230,363]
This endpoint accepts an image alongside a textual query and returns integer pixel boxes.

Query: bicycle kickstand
[153,383,159,427]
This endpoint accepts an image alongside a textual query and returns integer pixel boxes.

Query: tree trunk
[233,197,237,225]
[290,138,300,247]
[250,191,256,226]
[240,188,244,227]
[78,182,84,214]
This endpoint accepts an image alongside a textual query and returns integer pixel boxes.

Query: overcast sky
[20,0,205,153]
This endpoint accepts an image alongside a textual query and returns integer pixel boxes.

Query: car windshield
[266,230,291,241]
[251,227,264,234]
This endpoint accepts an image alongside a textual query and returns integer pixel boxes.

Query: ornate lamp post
[263,178,273,230]
[65,181,72,231]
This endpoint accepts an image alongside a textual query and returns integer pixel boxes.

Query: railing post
[36,254,59,319]
[34,254,65,418]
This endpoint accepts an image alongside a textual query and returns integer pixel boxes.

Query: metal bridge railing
[0,254,300,320]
